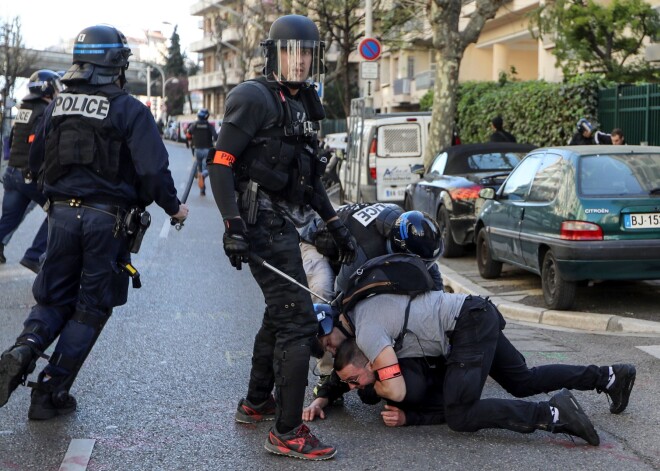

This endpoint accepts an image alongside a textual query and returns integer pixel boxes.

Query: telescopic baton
[248,253,332,304]
[170,157,198,230]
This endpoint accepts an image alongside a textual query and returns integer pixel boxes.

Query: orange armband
[213,150,236,167]
[376,363,402,381]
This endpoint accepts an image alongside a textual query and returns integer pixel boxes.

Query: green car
[474,145,660,310]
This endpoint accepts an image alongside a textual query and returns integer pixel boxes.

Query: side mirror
[410,164,425,176]
[479,187,496,200]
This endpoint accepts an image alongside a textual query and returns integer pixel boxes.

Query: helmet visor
[273,39,324,85]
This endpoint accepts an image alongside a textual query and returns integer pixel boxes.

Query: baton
[171,157,198,230]
[248,253,332,304]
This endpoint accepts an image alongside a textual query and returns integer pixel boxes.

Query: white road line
[58,438,95,471]
[159,217,171,238]
[636,345,660,360]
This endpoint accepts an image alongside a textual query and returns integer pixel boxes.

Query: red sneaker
[265,424,336,461]
[235,396,276,424]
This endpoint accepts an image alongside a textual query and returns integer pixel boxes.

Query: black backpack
[339,253,435,351]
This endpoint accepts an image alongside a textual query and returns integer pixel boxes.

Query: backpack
[339,253,435,351]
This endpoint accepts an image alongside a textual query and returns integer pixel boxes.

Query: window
[527,154,563,202]
[500,154,544,200]
[407,56,415,79]
[580,154,658,196]
[429,152,448,174]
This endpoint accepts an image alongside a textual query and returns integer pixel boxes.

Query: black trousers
[443,296,609,433]
[243,209,317,433]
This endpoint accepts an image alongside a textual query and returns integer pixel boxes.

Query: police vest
[339,203,403,259]
[43,87,127,185]
[238,78,326,206]
[8,100,47,169]
[191,120,214,148]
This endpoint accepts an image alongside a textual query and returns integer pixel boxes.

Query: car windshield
[579,153,660,197]
[445,151,525,174]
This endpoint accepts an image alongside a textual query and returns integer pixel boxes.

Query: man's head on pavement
[334,339,375,390]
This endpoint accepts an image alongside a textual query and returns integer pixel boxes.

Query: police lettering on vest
[52,93,110,119]
[15,109,33,124]
[351,203,389,227]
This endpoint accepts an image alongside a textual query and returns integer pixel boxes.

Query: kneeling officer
[0,24,188,420]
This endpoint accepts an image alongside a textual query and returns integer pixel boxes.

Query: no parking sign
[358,37,382,61]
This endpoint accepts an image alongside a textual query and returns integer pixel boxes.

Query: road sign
[360,61,379,80]
[358,37,382,61]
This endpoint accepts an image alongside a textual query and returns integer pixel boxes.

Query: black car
[404,142,536,257]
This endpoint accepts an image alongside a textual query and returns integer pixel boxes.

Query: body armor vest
[43,86,128,185]
[8,100,47,169]
[338,203,403,259]
[191,120,214,148]
[237,78,325,206]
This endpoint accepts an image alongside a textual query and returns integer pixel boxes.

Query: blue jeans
[0,166,48,260]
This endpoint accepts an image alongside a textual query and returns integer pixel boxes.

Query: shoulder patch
[15,109,32,124]
[52,93,110,120]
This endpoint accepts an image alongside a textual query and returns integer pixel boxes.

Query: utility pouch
[123,207,151,254]
[242,180,259,225]
[299,85,326,121]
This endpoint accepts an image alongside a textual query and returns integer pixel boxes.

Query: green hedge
[421,75,604,146]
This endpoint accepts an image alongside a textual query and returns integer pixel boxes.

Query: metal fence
[598,84,660,145]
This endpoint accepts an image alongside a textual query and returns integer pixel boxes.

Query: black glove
[223,217,249,270]
[326,219,357,265]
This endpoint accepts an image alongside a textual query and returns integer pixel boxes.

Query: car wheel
[476,228,502,279]
[438,206,463,258]
[541,251,576,310]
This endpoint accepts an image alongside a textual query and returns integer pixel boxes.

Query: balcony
[190,34,216,53]
[222,26,241,43]
[391,78,412,104]
[189,69,243,91]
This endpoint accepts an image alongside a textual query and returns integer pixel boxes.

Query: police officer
[0,25,188,420]
[186,108,217,195]
[0,70,62,272]
[568,118,612,145]
[208,14,356,461]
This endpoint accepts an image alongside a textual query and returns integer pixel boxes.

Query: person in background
[0,70,62,273]
[611,128,626,145]
[186,108,217,196]
[489,116,516,143]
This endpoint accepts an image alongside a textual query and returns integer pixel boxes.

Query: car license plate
[624,212,660,229]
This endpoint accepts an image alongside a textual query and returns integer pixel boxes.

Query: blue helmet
[389,211,442,261]
[577,118,594,134]
[25,70,63,100]
[197,108,209,120]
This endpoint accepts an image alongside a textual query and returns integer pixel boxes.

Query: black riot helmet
[61,24,132,87]
[24,70,63,101]
[197,108,209,120]
[389,211,443,262]
[261,14,325,88]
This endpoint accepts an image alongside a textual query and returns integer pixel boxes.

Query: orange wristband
[376,363,402,381]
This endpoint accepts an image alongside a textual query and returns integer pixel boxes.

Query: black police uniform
[0,97,50,265]
[208,76,353,434]
[21,82,181,408]
[301,202,444,293]
[187,117,217,193]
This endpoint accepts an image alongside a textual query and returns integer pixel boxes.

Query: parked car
[404,142,536,257]
[474,145,660,310]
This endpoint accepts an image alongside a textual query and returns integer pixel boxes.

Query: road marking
[159,218,171,238]
[58,439,95,471]
[636,345,660,359]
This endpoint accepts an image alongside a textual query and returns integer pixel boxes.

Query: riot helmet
[261,15,325,88]
[315,303,339,337]
[577,118,594,136]
[61,24,132,87]
[197,108,209,120]
[24,70,63,100]
[389,211,442,262]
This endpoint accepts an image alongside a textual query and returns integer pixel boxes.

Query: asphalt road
[1,142,660,470]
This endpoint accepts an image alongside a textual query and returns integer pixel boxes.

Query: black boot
[0,345,37,407]
[0,243,6,264]
[28,373,77,420]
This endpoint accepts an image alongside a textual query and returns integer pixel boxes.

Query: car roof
[534,144,660,155]
[438,142,537,158]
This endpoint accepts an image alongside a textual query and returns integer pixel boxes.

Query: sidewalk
[440,262,660,335]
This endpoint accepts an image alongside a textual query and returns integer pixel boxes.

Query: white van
[339,108,431,204]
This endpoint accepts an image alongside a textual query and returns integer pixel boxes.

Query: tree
[0,17,38,142]
[423,0,510,167]
[529,0,660,82]
[164,26,188,116]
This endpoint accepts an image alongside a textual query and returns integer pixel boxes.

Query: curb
[439,262,660,335]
